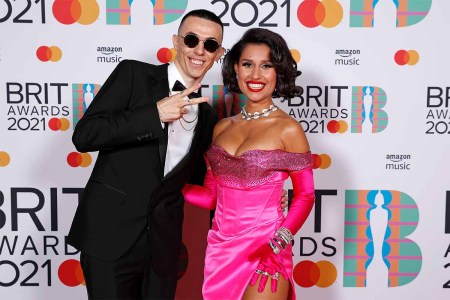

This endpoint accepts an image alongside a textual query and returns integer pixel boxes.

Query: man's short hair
[178,9,224,35]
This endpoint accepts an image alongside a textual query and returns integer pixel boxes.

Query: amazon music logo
[385,154,411,171]
[335,49,361,66]
[97,46,123,63]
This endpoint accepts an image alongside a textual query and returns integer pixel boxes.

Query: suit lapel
[154,65,170,172]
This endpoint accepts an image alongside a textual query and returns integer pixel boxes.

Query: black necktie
[172,80,201,99]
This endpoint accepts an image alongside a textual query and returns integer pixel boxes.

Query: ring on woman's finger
[262,271,270,277]
[255,269,262,275]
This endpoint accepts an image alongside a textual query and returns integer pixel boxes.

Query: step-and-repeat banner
[1,0,449,299]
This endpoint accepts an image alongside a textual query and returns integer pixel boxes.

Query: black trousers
[80,230,178,300]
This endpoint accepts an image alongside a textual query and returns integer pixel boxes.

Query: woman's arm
[182,161,217,210]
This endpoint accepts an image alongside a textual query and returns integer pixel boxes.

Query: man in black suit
[68,9,224,299]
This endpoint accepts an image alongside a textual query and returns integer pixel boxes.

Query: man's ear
[215,46,225,62]
[172,34,179,51]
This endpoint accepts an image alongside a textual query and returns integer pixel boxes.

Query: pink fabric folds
[182,144,314,299]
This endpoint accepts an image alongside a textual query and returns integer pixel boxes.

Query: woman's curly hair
[222,28,302,100]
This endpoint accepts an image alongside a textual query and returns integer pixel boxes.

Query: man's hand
[157,83,208,122]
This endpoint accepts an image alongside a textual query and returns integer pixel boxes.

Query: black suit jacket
[67,60,217,275]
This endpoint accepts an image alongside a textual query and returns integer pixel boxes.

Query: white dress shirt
[163,63,199,176]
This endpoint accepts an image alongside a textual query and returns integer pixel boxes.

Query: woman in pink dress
[183,28,315,299]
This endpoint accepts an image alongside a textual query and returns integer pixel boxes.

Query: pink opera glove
[249,244,288,293]
[182,167,217,210]
[249,168,315,293]
[281,168,315,234]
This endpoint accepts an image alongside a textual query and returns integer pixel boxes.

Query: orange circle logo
[293,260,337,288]
[157,48,177,63]
[297,0,343,28]
[290,49,301,63]
[311,153,332,169]
[36,46,62,62]
[48,118,70,131]
[0,151,11,167]
[327,120,348,133]
[67,152,92,167]
[395,50,419,66]
[58,259,85,286]
[52,0,99,25]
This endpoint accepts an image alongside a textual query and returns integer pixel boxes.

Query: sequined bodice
[206,144,312,189]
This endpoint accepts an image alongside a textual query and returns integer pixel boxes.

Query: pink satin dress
[202,144,312,299]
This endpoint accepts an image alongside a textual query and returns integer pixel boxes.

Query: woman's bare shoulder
[278,113,310,153]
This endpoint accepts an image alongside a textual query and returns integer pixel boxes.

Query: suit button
[149,133,154,138]
[137,136,142,141]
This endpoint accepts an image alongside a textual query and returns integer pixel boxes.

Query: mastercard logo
[157,47,177,64]
[290,49,301,63]
[312,153,331,169]
[297,0,343,28]
[327,120,348,133]
[36,46,62,62]
[58,259,85,287]
[394,50,419,66]
[0,151,11,167]
[293,260,337,288]
[67,152,92,167]
[48,117,70,131]
[52,0,99,25]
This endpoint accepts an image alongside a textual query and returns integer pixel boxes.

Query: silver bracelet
[268,239,281,254]
[272,236,287,250]
[276,227,293,244]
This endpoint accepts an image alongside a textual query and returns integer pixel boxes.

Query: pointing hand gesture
[157,83,208,123]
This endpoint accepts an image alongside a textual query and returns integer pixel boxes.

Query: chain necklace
[241,104,278,121]
[178,119,196,131]
[178,114,198,131]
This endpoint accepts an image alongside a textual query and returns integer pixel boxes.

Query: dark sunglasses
[180,33,221,53]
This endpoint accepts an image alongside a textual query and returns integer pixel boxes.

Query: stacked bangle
[268,227,294,254]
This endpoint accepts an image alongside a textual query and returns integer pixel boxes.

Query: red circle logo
[293,260,337,288]
[395,49,419,66]
[52,0,99,25]
[48,118,70,131]
[36,46,62,62]
[67,152,92,167]
[157,48,176,63]
[58,259,85,287]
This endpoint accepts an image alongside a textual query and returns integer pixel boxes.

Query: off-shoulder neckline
[210,144,311,158]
